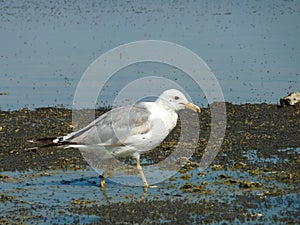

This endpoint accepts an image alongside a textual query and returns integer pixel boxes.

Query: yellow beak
[183,102,201,113]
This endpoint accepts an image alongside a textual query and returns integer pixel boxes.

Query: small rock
[180,182,193,190]
[279,91,300,107]
[9,150,16,154]
[239,180,261,188]
[212,164,223,171]
[219,174,231,179]
[180,174,191,180]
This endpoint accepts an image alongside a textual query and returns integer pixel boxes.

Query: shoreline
[1,102,299,224]
[1,102,299,172]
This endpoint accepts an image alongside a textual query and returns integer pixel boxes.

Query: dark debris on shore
[1,103,300,225]
[0,103,299,172]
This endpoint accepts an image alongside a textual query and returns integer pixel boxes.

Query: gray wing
[64,103,152,146]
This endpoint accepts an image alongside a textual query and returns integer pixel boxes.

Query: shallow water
[1,147,299,224]
[0,0,300,110]
[1,1,300,224]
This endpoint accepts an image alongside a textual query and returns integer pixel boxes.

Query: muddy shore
[1,103,299,224]
[1,103,299,172]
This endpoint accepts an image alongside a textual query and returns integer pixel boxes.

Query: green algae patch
[180,181,213,194]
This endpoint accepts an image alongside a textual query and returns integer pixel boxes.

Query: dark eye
[174,96,179,100]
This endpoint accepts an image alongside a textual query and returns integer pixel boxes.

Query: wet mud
[0,103,299,224]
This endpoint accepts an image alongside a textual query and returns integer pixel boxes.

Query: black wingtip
[27,137,60,147]
[27,136,77,148]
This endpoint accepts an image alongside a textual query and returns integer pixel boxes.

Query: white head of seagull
[155,89,200,113]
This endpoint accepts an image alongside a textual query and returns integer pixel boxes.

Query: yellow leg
[100,176,106,189]
[136,158,149,188]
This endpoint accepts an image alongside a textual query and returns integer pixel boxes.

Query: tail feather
[27,136,75,148]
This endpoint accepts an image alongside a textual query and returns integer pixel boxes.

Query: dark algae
[1,103,299,172]
[0,103,299,224]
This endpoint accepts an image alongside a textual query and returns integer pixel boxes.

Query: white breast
[146,102,178,135]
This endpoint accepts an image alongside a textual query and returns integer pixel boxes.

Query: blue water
[0,0,299,110]
[1,148,299,224]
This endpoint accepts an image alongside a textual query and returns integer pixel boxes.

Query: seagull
[30,89,200,188]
